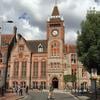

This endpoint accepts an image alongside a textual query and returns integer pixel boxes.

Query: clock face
[51,29,59,36]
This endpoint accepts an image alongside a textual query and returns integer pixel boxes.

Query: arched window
[71,53,76,64]
[50,41,60,56]
[0,53,2,63]
[38,43,43,52]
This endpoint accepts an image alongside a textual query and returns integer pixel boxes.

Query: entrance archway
[52,77,58,89]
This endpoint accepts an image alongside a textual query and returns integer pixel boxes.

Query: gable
[11,37,31,56]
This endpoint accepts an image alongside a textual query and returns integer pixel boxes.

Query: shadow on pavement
[72,91,100,100]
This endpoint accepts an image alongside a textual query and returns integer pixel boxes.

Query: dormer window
[0,53,2,63]
[38,43,43,52]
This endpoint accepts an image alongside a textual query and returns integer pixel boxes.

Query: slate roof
[49,6,63,22]
[27,40,48,53]
[52,6,59,16]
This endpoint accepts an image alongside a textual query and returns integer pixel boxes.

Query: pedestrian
[18,84,21,96]
[15,85,18,94]
[1,86,4,96]
[25,86,29,94]
[48,83,54,99]
[81,83,84,95]
[39,84,43,92]
[20,86,23,96]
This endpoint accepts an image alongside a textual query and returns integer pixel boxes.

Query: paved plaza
[0,90,78,100]
[22,90,78,100]
[0,89,100,100]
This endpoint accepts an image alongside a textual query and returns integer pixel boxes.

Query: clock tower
[47,5,65,57]
[47,5,65,89]
[47,5,65,42]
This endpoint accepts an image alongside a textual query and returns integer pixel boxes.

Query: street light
[77,61,80,93]
[91,68,97,99]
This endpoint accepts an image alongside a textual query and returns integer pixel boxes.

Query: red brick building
[0,5,90,90]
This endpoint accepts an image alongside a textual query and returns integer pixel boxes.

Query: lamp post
[91,68,97,99]
[77,61,80,93]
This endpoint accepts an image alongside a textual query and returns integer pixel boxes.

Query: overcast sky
[0,0,100,44]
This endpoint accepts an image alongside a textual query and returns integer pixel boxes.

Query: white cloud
[0,0,100,44]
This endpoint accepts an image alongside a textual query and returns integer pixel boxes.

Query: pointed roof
[52,6,59,16]
[27,40,48,53]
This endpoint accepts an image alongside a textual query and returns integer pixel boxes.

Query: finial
[55,0,57,6]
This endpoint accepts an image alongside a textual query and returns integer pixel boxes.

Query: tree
[71,74,77,83]
[63,75,72,90]
[63,75,72,84]
[77,9,100,75]
[63,74,77,90]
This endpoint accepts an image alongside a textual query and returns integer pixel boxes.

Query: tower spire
[52,0,59,16]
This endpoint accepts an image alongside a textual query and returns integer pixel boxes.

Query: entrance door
[52,77,58,89]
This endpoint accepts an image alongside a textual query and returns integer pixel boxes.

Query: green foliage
[63,74,77,83]
[71,75,77,82]
[63,75,72,83]
[77,10,100,74]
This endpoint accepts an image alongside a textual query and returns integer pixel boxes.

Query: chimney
[13,26,17,34]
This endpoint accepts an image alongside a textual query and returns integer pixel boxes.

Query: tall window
[14,62,19,78]
[72,69,74,75]
[71,53,77,64]
[41,81,46,89]
[33,81,38,89]
[0,53,2,63]
[13,81,18,88]
[75,69,76,75]
[38,44,43,52]
[20,81,26,87]
[41,61,46,77]
[22,61,27,78]
[51,41,60,56]
[33,62,38,77]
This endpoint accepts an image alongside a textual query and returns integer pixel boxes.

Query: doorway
[52,77,58,89]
